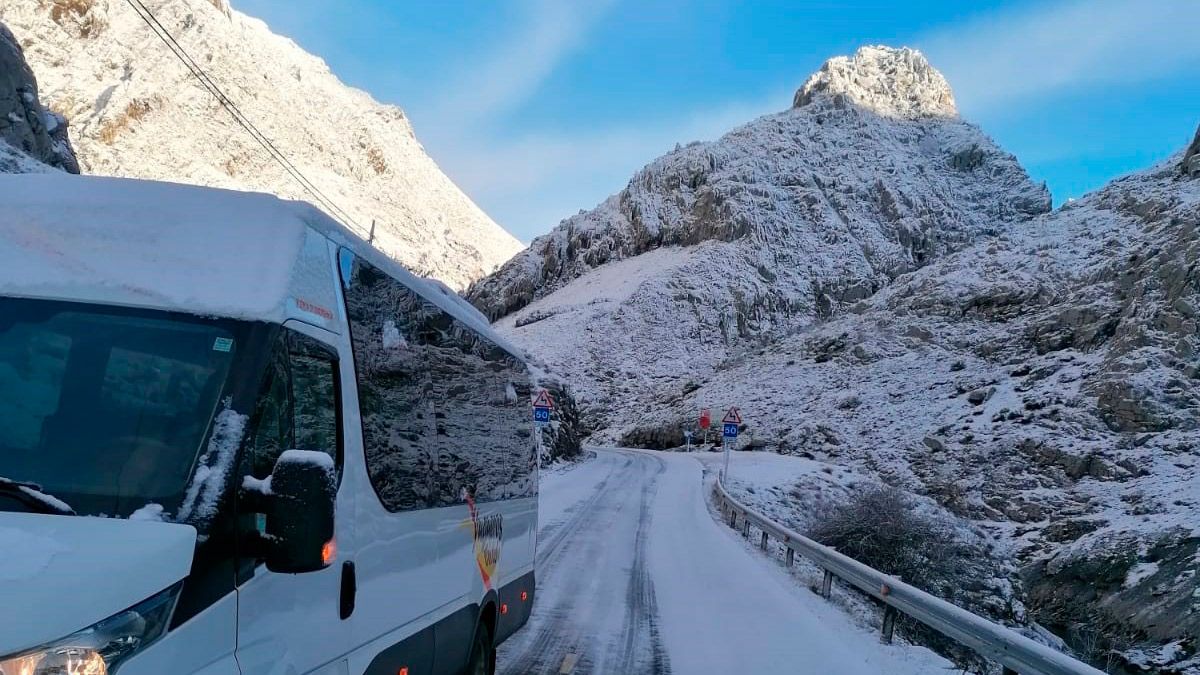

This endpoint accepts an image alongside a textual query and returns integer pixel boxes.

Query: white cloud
[431,0,616,125]
[918,0,1200,116]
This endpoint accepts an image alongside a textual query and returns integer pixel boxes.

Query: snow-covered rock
[0,22,76,173]
[793,46,957,120]
[0,1,519,289]
[1182,123,1200,177]
[469,46,1049,438]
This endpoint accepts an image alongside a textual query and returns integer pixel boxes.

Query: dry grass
[46,0,103,38]
[97,99,154,145]
[367,147,388,175]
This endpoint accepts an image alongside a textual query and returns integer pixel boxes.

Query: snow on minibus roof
[0,174,309,321]
[0,174,525,362]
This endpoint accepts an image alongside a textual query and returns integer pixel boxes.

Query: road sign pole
[720,406,742,479]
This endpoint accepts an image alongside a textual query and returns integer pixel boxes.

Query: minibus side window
[244,330,341,483]
[339,249,535,513]
[434,327,536,505]
[340,252,439,512]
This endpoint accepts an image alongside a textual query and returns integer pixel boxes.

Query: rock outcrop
[469,46,1049,435]
[1,1,519,288]
[0,22,76,173]
[1182,123,1200,177]
[793,46,958,120]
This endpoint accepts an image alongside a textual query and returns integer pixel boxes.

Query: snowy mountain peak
[794,46,957,120]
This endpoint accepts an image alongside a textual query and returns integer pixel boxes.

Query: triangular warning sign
[532,389,555,409]
[722,407,742,425]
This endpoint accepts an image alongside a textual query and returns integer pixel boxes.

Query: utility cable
[122,0,364,233]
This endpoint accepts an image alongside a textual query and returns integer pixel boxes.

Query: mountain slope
[1,0,519,289]
[639,134,1200,671]
[469,46,1050,436]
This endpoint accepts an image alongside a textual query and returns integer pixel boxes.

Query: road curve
[499,449,947,675]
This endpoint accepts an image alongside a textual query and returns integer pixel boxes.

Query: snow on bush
[808,485,1016,672]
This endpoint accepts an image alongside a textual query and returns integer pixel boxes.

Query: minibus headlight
[0,584,180,675]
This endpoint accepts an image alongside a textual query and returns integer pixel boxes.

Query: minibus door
[233,325,353,675]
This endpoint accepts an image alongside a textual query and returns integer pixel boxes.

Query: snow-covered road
[499,448,949,674]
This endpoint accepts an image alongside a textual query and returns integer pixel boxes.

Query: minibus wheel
[466,620,495,675]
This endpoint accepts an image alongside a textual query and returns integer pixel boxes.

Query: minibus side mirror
[261,450,337,574]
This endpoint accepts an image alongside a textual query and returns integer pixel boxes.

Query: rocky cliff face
[640,139,1200,672]
[0,22,76,173]
[0,0,519,289]
[469,46,1049,437]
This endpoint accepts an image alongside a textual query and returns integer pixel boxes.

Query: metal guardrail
[712,474,1105,675]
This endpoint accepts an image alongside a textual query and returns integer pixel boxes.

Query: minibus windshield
[0,297,261,521]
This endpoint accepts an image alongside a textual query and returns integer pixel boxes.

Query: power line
[122,0,364,233]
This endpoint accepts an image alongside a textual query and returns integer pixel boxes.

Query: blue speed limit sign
[723,422,738,439]
[534,407,551,424]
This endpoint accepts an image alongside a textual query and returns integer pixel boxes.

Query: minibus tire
[465,620,495,675]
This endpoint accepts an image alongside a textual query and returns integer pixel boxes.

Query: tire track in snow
[503,457,630,674]
[499,450,669,675]
[614,452,671,674]
[534,453,630,568]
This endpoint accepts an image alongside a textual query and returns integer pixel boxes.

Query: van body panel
[233,538,352,674]
[0,513,196,656]
[119,592,237,675]
[234,319,355,674]
[348,505,471,653]
[283,230,343,334]
[495,571,537,644]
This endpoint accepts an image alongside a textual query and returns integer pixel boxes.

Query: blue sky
[236,0,1200,243]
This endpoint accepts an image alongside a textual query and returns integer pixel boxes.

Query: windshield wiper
[0,477,75,516]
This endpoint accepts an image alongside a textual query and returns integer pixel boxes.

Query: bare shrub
[45,0,105,38]
[808,485,1007,672]
[809,486,982,589]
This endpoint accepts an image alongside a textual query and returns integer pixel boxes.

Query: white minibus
[0,174,537,675]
